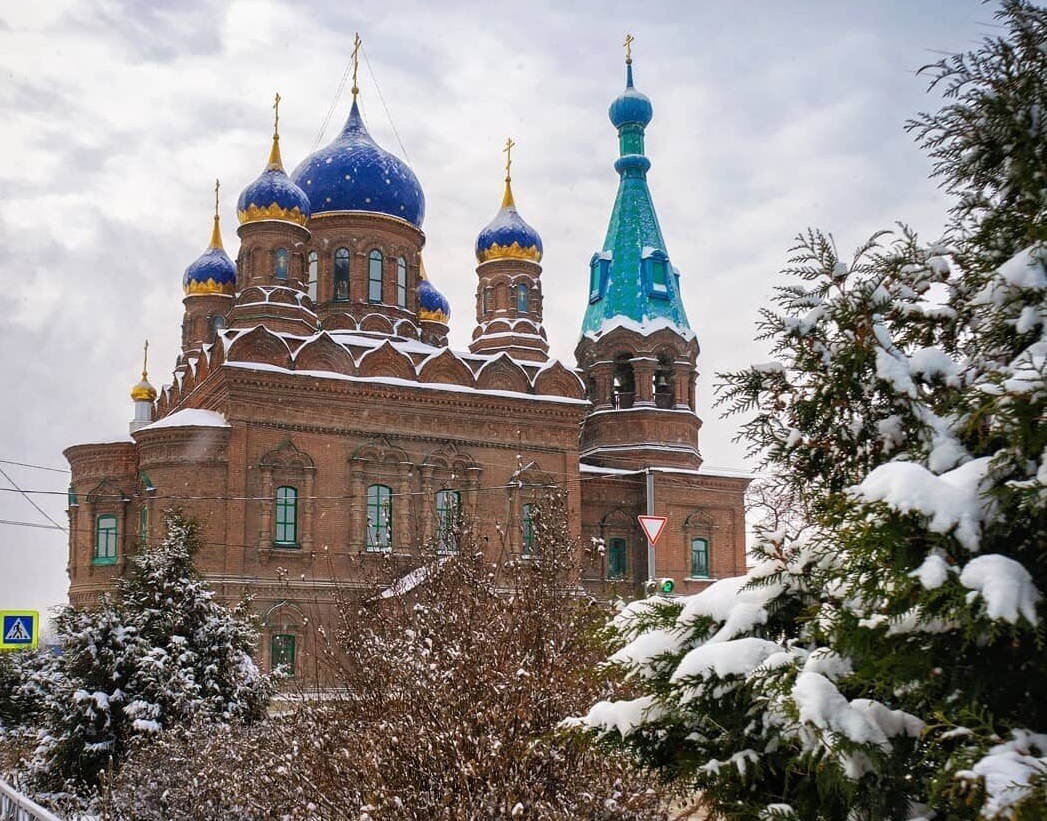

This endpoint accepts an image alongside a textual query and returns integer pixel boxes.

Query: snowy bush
[27,510,272,795]
[102,492,668,819]
[570,3,1047,819]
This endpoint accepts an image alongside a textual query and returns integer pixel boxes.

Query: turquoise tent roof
[581,63,691,339]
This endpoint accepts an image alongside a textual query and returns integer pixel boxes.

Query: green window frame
[334,247,350,301]
[367,484,393,552]
[644,250,670,298]
[94,514,117,564]
[396,257,407,307]
[435,489,460,553]
[589,254,610,303]
[690,537,710,578]
[275,485,298,546]
[607,537,627,579]
[368,249,383,303]
[522,503,536,556]
[271,633,296,676]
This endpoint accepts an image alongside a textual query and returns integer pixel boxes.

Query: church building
[64,42,749,678]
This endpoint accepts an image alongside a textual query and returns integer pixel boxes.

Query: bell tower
[575,41,701,471]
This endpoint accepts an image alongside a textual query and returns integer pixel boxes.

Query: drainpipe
[646,467,655,581]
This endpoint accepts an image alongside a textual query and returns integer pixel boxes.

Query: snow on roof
[143,408,230,430]
[584,314,696,342]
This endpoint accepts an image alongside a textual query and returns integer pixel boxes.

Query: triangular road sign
[638,515,668,545]
[4,618,30,642]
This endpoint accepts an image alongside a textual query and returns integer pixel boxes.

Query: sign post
[0,611,39,651]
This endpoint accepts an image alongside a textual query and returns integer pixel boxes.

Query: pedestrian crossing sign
[0,611,39,650]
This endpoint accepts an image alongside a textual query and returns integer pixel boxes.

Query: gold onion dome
[475,139,542,263]
[237,93,311,226]
[130,342,157,402]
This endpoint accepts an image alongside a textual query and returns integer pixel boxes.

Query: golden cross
[273,91,281,136]
[351,32,362,97]
[503,137,515,181]
[214,178,220,218]
[142,340,150,379]
[624,33,634,64]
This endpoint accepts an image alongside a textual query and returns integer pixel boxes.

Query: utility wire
[361,44,411,164]
[0,465,67,532]
[0,459,69,474]
[0,519,65,531]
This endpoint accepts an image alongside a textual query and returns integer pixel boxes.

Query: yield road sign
[1,611,39,650]
[638,515,668,545]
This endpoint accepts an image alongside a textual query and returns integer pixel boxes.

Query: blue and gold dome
[183,204,236,296]
[291,100,425,227]
[417,258,450,323]
[238,133,311,226]
[609,63,653,129]
[475,177,543,264]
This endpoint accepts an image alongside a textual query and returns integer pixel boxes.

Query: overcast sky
[0,0,996,619]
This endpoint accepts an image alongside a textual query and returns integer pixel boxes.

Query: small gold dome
[131,377,157,402]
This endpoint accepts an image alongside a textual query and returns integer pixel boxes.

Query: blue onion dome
[475,177,543,263]
[417,257,450,323]
[291,99,425,227]
[183,211,236,296]
[237,133,311,226]
[609,62,653,129]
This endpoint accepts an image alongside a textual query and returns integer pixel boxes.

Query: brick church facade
[64,48,749,679]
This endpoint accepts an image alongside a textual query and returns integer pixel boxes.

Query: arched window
[368,249,383,303]
[690,537,710,578]
[207,313,226,341]
[271,634,296,677]
[607,537,627,579]
[275,486,298,546]
[516,283,529,312]
[654,356,675,409]
[94,515,117,564]
[612,355,635,409]
[138,505,148,541]
[481,287,489,315]
[435,489,460,553]
[396,257,407,307]
[274,248,289,280]
[367,484,393,551]
[334,248,350,302]
[307,251,319,302]
[522,503,536,557]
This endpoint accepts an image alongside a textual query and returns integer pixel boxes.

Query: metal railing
[0,779,62,821]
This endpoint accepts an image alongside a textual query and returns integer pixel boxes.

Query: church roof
[580,61,691,339]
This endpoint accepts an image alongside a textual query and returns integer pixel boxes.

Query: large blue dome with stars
[291,100,425,227]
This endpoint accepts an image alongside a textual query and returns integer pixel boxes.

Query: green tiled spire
[581,57,692,338]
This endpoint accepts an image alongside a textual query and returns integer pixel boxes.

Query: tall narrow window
[274,248,289,280]
[522,503,536,556]
[481,287,489,315]
[607,538,627,579]
[271,634,296,677]
[589,254,611,302]
[644,250,669,297]
[690,537,710,578]
[368,249,383,303]
[275,486,298,546]
[396,257,407,307]
[435,489,461,553]
[654,356,675,409]
[334,248,350,302]
[367,484,393,551]
[516,283,529,312]
[307,251,319,302]
[613,355,635,409]
[138,505,148,541]
[94,515,117,564]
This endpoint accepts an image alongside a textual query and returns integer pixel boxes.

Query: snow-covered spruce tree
[30,511,270,794]
[568,3,1047,819]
